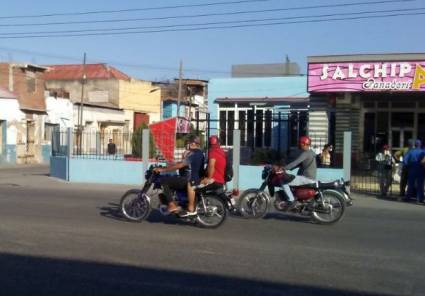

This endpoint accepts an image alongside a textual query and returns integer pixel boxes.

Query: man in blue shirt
[154,136,205,216]
[403,140,425,204]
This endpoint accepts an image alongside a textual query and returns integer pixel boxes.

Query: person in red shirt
[203,135,226,186]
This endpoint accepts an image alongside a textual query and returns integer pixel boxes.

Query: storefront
[307,54,425,162]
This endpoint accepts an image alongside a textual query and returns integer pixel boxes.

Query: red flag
[149,118,176,161]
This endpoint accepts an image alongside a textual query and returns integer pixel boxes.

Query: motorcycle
[238,165,351,224]
[120,165,238,228]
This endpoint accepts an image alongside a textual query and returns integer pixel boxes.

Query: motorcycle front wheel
[120,189,151,222]
[238,189,269,219]
[311,190,345,225]
[196,195,227,228]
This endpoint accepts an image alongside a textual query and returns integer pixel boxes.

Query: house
[155,79,208,131]
[0,63,48,164]
[44,87,130,156]
[44,64,161,132]
[208,76,309,153]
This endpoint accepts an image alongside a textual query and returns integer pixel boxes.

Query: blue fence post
[66,128,73,181]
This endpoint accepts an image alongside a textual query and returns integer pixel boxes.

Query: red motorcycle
[238,165,347,224]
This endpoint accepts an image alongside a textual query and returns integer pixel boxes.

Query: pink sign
[308,61,425,93]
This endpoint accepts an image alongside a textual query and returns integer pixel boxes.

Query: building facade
[208,76,309,154]
[0,63,47,164]
[44,64,161,132]
[307,53,425,163]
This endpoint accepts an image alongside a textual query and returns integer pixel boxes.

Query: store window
[239,111,246,146]
[219,110,226,145]
[289,111,308,148]
[391,112,414,127]
[255,110,263,147]
[363,113,376,153]
[418,113,425,142]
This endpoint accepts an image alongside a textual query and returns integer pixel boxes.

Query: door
[26,120,35,163]
[134,112,150,130]
[391,128,414,150]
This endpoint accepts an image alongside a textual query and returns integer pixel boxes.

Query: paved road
[0,165,424,296]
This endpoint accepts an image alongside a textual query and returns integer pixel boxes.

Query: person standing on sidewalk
[375,145,395,197]
[404,140,425,204]
[320,144,332,168]
[395,139,414,199]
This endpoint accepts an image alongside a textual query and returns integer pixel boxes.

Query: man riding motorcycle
[282,136,317,207]
[154,135,205,216]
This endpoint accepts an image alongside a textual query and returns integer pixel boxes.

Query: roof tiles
[44,64,131,81]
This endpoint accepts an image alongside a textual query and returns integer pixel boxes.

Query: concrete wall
[0,99,25,164]
[45,79,120,106]
[50,157,344,189]
[50,156,68,180]
[68,158,144,185]
[119,79,161,121]
[45,95,74,129]
[0,64,46,112]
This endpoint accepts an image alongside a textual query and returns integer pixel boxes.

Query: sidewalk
[0,164,135,193]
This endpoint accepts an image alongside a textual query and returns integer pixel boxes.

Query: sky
[0,0,423,81]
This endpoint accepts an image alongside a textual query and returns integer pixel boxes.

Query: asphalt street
[0,165,424,296]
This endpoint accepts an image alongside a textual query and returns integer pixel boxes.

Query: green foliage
[250,148,281,165]
[132,124,156,158]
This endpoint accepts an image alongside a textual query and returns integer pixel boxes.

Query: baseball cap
[187,135,201,145]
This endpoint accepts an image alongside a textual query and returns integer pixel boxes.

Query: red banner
[149,118,176,161]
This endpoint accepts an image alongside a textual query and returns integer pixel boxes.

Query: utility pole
[177,60,183,117]
[77,52,87,154]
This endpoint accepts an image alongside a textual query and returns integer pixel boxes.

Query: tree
[132,124,156,158]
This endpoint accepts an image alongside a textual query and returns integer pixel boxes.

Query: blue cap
[415,139,422,147]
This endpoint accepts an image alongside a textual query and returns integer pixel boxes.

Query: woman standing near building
[320,144,332,168]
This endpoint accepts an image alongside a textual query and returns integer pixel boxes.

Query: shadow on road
[0,252,391,296]
[99,202,128,222]
[99,202,184,226]
[262,212,312,224]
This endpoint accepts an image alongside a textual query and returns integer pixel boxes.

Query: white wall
[73,105,126,132]
[45,96,74,129]
[0,99,25,145]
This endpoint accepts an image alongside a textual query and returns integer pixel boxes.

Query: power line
[0,46,231,74]
[0,11,423,39]
[0,0,270,20]
[1,7,423,36]
[0,0,414,27]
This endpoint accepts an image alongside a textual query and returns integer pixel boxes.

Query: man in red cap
[281,136,317,207]
[203,135,227,186]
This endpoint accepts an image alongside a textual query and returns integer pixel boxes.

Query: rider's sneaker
[179,210,198,218]
[287,201,299,211]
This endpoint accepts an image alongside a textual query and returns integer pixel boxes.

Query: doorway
[391,128,414,150]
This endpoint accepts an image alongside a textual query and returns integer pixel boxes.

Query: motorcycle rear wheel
[196,195,227,228]
[311,190,345,225]
[120,189,151,222]
[238,189,269,219]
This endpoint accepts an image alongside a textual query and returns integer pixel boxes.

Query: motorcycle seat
[318,181,339,189]
[290,183,318,189]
